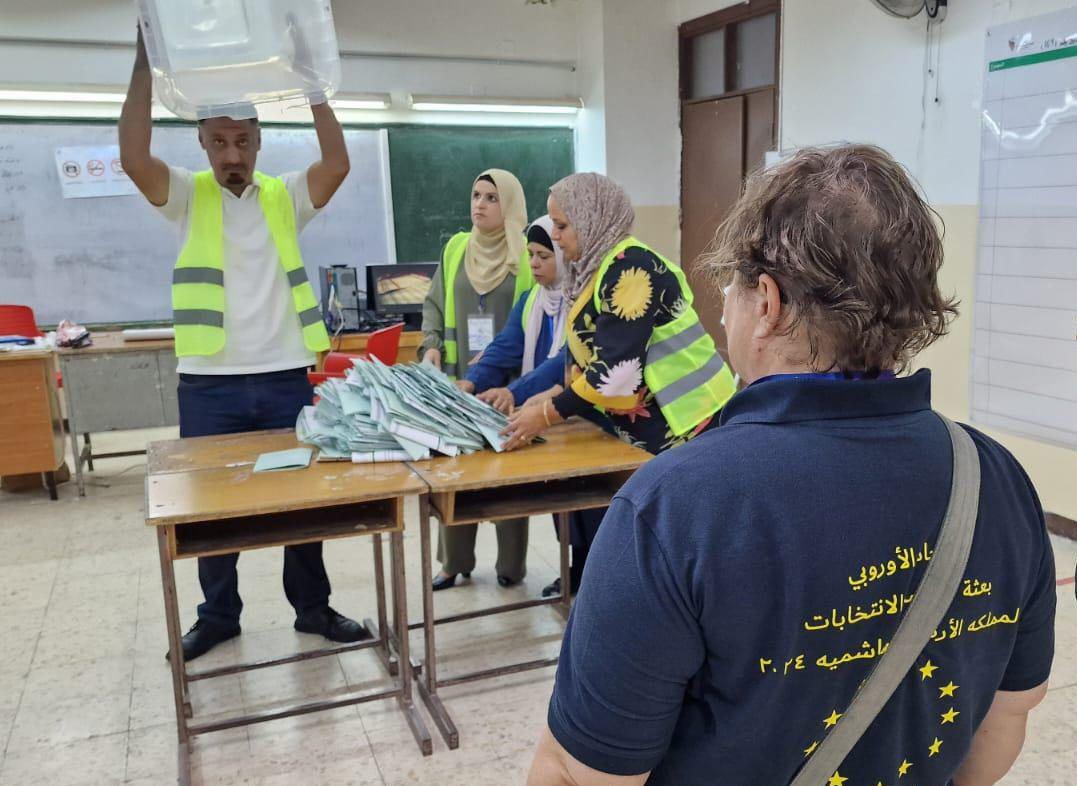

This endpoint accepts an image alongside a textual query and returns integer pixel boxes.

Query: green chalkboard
[387,125,574,263]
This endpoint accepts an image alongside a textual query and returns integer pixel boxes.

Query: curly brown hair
[701,144,959,372]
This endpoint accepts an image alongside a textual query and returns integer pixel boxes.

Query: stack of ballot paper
[296,359,511,463]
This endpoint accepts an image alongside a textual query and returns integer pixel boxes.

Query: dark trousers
[178,369,331,629]
[560,508,606,589]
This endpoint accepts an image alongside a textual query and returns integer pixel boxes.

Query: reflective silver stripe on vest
[648,321,708,363]
[287,268,310,288]
[298,307,322,328]
[174,309,224,328]
[654,353,727,408]
[173,267,225,286]
[445,327,458,341]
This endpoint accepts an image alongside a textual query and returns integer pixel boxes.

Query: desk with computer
[319,263,438,336]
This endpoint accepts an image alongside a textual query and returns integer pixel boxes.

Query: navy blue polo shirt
[548,370,1055,785]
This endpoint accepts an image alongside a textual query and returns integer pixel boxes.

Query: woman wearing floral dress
[503,172,738,594]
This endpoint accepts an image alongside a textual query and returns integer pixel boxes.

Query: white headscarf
[522,215,569,374]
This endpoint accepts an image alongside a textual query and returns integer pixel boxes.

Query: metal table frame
[146,436,432,785]
[410,503,573,748]
[401,423,649,749]
[58,333,179,496]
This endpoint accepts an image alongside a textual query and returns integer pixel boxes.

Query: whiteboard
[974,9,1077,451]
[0,122,396,326]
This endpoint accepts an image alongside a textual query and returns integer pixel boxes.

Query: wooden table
[146,430,432,785]
[58,331,179,496]
[321,329,424,367]
[404,421,651,748]
[59,329,423,496]
[0,349,65,499]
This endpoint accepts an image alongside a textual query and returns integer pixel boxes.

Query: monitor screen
[366,263,438,315]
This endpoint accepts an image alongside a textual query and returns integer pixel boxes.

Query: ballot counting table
[145,430,432,786]
[404,421,651,748]
[145,421,650,777]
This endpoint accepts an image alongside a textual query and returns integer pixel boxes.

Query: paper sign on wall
[54,145,140,199]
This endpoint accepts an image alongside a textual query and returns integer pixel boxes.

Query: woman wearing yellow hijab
[420,169,535,591]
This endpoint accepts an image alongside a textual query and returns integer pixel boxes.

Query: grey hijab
[549,173,635,302]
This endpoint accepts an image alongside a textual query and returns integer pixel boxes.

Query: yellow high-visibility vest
[591,237,736,436]
[172,170,329,357]
[439,231,533,378]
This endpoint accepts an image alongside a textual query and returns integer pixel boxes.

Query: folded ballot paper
[296,359,511,464]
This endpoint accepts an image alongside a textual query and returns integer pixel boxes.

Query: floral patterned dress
[550,245,711,455]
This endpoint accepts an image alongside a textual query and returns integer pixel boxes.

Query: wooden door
[680,95,745,344]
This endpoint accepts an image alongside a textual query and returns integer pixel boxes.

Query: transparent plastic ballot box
[137,0,342,120]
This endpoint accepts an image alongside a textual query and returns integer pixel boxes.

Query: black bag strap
[791,414,980,785]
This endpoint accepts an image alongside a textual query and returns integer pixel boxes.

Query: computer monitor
[366,263,438,316]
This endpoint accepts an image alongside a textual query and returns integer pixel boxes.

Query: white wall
[0,0,579,101]
[782,0,1077,203]
[675,0,749,25]
[601,0,681,207]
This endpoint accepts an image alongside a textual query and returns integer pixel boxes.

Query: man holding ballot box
[119,25,367,661]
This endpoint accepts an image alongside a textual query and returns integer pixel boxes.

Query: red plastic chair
[0,304,43,338]
[308,323,405,388]
[362,322,404,366]
[0,304,62,389]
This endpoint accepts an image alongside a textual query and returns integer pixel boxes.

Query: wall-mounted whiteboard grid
[975,9,1077,450]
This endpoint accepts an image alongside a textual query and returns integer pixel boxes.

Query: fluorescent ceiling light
[331,94,392,111]
[410,95,581,114]
[0,89,126,103]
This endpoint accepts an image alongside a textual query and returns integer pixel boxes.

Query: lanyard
[478,294,487,314]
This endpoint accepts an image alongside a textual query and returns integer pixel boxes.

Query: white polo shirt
[157,166,320,375]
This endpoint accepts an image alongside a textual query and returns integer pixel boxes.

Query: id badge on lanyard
[467,294,495,356]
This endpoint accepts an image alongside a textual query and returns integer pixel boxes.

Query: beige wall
[917,206,1076,520]
[632,205,681,262]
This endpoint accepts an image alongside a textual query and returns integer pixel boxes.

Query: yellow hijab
[465,169,528,296]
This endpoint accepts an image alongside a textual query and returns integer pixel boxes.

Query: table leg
[84,433,94,472]
[416,496,458,748]
[371,534,399,676]
[62,379,85,497]
[389,528,432,755]
[157,527,192,783]
[44,471,58,501]
[557,512,572,619]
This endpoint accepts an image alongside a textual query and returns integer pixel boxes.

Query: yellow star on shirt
[804,741,819,757]
[823,709,843,728]
[929,737,943,757]
[898,758,913,777]
[939,681,959,698]
[918,660,939,681]
[828,772,849,786]
[941,707,960,724]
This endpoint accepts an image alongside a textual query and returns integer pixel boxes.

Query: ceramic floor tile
[20,655,133,707]
[365,717,503,786]
[126,722,247,783]
[0,731,127,786]
[239,655,350,710]
[246,707,367,759]
[0,610,44,683]
[1045,585,1077,691]
[31,618,136,670]
[1000,684,1077,784]
[0,560,58,614]
[6,686,131,751]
